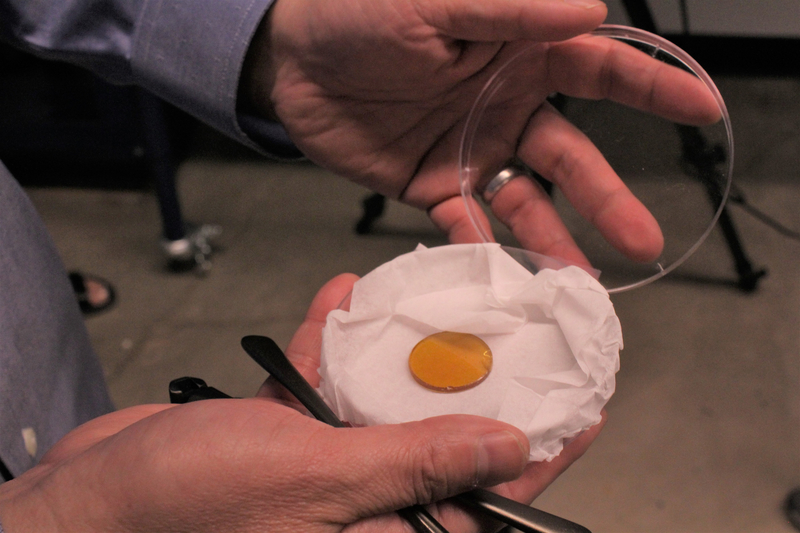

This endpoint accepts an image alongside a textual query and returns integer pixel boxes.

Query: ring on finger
[482,163,531,203]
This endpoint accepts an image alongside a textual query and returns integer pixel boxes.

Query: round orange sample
[408,332,493,392]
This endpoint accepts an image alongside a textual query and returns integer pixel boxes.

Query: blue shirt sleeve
[0,0,301,158]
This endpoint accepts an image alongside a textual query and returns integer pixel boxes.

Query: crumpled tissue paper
[319,243,621,461]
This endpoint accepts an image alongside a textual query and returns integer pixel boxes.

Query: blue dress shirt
[0,0,302,482]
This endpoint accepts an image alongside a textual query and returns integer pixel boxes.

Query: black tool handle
[240,336,345,428]
[169,376,233,403]
[456,488,591,533]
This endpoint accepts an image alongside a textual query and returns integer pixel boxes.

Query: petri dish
[459,25,734,293]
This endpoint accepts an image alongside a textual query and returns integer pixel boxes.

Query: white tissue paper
[319,243,622,461]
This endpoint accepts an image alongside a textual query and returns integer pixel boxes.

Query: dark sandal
[68,272,116,316]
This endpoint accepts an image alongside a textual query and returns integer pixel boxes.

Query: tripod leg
[714,205,767,292]
[355,193,386,235]
[677,125,766,292]
[787,488,800,532]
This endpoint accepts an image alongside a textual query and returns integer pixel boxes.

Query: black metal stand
[787,488,800,532]
[624,5,789,532]
[622,0,766,292]
[675,125,767,292]
[355,192,387,234]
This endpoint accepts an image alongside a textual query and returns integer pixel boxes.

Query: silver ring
[482,164,530,203]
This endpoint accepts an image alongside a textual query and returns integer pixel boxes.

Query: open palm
[243,0,720,264]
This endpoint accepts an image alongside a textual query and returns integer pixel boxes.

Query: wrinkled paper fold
[319,243,621,461]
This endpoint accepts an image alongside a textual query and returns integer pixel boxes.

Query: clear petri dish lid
[459,25,734,293]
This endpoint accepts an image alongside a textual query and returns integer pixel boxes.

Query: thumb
[323,415,530,517]
[424,0,608,43]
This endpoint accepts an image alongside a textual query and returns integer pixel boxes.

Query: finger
[484,164,592,268]
[320,415,530,522]
[346,414,606,533]
[548,34,722,126]
[39,405,176,465]
[286,272,359,384]
[420,0,608,43]
[518,103,664,262]
[257,273,359,401]
[428,195,496,245]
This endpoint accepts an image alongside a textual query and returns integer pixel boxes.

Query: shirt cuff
[237,113,304,160]
[131,0,299,158]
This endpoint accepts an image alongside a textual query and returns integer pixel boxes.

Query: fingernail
[476,431,528,485]
[561,0,606,8]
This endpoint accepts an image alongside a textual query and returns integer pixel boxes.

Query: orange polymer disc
[408,331,492,392]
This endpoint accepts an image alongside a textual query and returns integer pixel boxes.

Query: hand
[241,0,721,266]
[259,273,606,532]
[0,275,603,532]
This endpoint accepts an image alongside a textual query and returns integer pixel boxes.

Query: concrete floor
[26,76,800,533]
